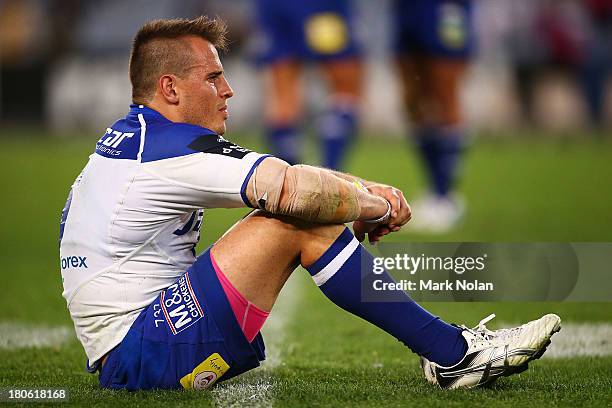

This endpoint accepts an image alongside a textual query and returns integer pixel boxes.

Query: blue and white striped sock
[306,227,467,367]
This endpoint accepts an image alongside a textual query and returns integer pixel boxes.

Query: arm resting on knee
[245,158,390,223]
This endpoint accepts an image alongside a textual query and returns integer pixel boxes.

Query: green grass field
[0,130,611,407]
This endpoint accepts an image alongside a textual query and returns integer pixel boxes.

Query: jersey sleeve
[141,149,271,209]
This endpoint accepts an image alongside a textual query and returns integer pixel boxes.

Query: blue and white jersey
[59,104,269,364]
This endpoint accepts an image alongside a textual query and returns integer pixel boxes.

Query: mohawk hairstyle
[129,16,228,104]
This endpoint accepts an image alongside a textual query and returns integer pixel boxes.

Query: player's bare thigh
[320,57,363,101]
[396,56,430,124]
[397,56,467,125]
[427,57,467,125]
[263,59,304,125]
[211,210,345,311]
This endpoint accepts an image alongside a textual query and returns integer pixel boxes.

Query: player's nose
[219,77,234,99]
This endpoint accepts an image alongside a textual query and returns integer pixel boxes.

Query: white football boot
[421,313,561,389]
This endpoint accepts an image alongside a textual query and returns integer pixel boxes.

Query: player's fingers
[378,226,391,235]
[369,232,387,244]
[391,190,401,218]
[367,185,401,220]
[368,230,381,244]
[395,189,412,226]
[382,189,401,219]
[369,225,391,243]
[386,189,407,225]
[386,223,401,231]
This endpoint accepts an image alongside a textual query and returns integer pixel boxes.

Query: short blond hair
[129,16,228,104]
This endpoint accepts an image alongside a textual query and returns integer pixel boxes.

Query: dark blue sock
[414,127,439,191]
[414,127,464,197]
[268,125,301,165]
[318,106,357,170]
[306,228,467,367]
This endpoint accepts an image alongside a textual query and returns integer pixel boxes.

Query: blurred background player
[393,0,475,233]
[252,0,363,169]
[580,0,612,131]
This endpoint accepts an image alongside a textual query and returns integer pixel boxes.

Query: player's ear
[159,74,180,104]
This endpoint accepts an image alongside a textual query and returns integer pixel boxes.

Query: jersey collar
[128,104,172,124]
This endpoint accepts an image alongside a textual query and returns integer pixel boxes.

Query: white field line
[543,322,612,359]
[0,322,74,350]
[211,272,303,408]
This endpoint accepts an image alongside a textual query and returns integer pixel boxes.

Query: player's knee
[250,210,346,248]
[243,210,348,268]
[324,59,363,97]
[403,92,427,124]
[267,102,302,126]
[429,61,466,125]
[245,210,301,233]
[404,88,461,126]
[298,223,347,267]
[440,106,461,126]
[405,100,426,124]
[265,63,303,125]
[399,85,425,124]
[431,92,462,125]
[248,210,345,237]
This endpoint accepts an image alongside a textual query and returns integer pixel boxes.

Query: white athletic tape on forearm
[252,162,362,223]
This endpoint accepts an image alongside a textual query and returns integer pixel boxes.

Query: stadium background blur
[2,0,612,133]
[1,1,611,407]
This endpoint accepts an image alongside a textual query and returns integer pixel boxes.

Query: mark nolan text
[373,279,494,291]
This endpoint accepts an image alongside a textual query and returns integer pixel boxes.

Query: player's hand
[365,184,412,228]
[353,221,395,244]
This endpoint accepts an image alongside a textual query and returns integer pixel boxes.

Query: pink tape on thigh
[210,252,270,343]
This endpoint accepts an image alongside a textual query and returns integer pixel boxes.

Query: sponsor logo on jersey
[180,353,230,390]
[160,272,204,335]
[438,3,467,49]
[95,127,137,158]
[60,256,88,270]
[188,135,252,159]
[305,13,349,54]
[173,210,204,236]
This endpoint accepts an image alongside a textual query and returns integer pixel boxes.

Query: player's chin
[215,122,227,135]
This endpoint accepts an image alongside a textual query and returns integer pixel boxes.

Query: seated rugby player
[59,16,560,391]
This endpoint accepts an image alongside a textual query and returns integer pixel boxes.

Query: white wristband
[363,199,392,224]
